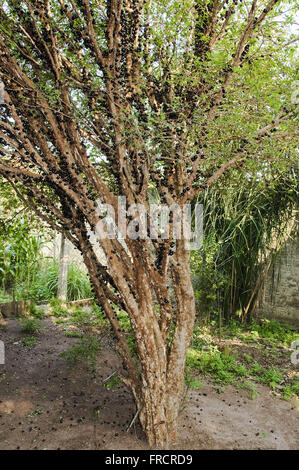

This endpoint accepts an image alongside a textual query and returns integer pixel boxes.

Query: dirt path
[0,319,298,450]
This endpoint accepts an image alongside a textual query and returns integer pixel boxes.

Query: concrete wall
[256,234,299,327]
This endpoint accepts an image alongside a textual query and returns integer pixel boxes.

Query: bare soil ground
[0,319,298,450]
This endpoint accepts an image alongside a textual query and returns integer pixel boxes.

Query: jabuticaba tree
[0,0,298,447]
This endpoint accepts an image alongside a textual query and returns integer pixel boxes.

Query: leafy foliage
[191,168,298,321]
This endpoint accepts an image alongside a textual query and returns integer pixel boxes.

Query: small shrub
[20,317,42,335]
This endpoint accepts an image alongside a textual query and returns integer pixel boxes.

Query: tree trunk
[57,234,68,301]
[131,240,196,447]
[71,227,196,448]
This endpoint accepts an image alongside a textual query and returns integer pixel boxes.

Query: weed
[259,367,284,389]
[126,335,137,355]
[282,381,299,401]
[243,353,252,363]
[28,406,44,417]
[250,361,262,375]
[187,318,297,398]
[116,311,132,331]
[104,376,122,390]
[184,371,203,390]
[93,407,103,419]
[237,380,258,400]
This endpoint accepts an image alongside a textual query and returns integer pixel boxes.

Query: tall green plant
[0,213,44,295]
[192,167,298,322]
[27,259,93,302]
[0,180,52,299]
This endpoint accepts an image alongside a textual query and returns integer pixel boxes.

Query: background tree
[0,0,298,446]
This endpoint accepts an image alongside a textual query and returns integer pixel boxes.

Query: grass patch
[186,347,248,384]
[186,317,298,399]
[251,319,299,346]
[63,329,84,338]
[22,336,38,347]
[220,318,299,347]
[60,335,102,369]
